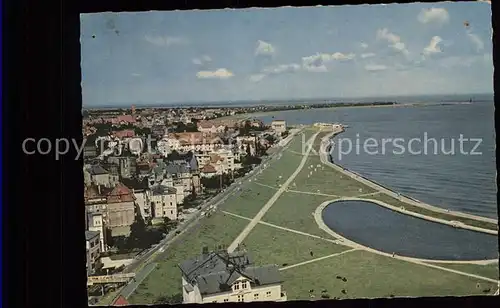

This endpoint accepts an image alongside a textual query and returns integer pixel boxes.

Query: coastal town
[81,3,498,305]
[85,104,499,306]
[84,105,298,304]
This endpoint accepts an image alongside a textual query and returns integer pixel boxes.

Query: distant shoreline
[225,101,476,120]
[83,93,492,110]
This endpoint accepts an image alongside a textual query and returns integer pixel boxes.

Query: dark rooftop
[151,185,176,196]
[179,250,282,296]
[121,178,149,191]
[85,230,100,241]
[88,165,109,175]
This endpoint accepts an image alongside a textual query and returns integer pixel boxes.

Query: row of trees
[107,208,164,252]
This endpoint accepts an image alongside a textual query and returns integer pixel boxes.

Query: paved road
[121,263,157,299]
[227,131,320,253]
[122,128,302,274]
[107,128,304,303]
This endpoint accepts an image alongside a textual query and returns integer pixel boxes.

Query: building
[86,230,102,275]
[179,249,287,304]
[150,185,178,220]
[122,178,151,220]
[200,164,218,178]
[106,183,136,228]
[87,212,107,252]
[271,120,287,134]
[113,295,130,306]
[87,165,119,188]
[165,132,224,153]
[107,156,137,179]
[197,121,226,134]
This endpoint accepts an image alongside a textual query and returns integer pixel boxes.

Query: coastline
[318,129,498,235]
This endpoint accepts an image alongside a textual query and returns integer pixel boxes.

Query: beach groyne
[318,130,498,235]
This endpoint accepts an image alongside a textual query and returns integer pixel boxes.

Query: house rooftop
[85,230,100,241]
[88,165,109,175]
[121,178,149,191]
[179,250,282,296]
[151,185,176,196]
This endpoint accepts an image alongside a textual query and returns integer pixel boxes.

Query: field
[128,212,247,303]
[427,262,499,281]
[281,250,497,300]
[128,127,498,304]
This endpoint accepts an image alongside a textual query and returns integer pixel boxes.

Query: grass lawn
[262,192,335,238]
[427,262,499,280]
[128,212,246,304]
[218,181,278,218]
[280,249,498,300]
[256,153,303,187]
[295,155,377,197]
[367,193,498,231]
[242,223,349,267]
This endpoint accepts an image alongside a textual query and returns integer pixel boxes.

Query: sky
[80,2,493,106]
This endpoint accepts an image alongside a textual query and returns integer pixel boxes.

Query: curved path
[319,131,498,234]
[314,200,498,268]
[227,131,321,253]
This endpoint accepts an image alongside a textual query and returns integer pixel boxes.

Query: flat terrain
[128,128,499,304]
[128,213,246,303]
[241,223,347,267]
[281,250,497,300]
[428,262,499,281]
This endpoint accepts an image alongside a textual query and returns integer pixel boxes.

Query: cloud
[360,42,368,49]
[422,36,443,56]
[131,73,142,77]
[196,68,234,79]
[144,35,189,46]
[262,63,301,74]
[365,64,388,72]
[303,65,328,73]
[417,8,450,24]
[376,28,409,56]
[249,74,266,83]
[302,52,355,65]
[255,40,276,56]
[467,31,484,52]
[361,53,376,59]
[192,55,212,65]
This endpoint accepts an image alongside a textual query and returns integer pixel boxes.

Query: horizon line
[83,92,494,109]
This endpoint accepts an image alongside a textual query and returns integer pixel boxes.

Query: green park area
[427,262,499,281]
[128,127,498,304]
[128,212,247,304]
[280,249,497,300]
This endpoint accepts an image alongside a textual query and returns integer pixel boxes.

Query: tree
[166,150,182,161]
[127,209,148,249]
[154,293,183,305]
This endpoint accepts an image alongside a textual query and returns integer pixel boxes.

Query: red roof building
[113,295,129,306]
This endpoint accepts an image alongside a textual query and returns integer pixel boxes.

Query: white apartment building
[164,133,223,153]
[195,149,235,174]
[150,185,178,220]
[86,231,102,275]
[179,250,287,304]
[271,120,287,134]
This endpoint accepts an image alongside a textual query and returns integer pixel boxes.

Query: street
[108,128,302,302]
